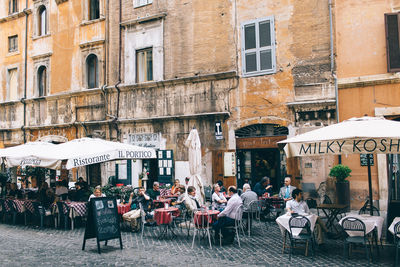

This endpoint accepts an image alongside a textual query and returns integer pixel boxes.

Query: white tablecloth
[389,217,400,237]
[339,214,384,239]
[276,213,318,236]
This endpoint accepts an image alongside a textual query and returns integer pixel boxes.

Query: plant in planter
[329,164,352,208]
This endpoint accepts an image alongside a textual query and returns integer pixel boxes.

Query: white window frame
[241,16,276,77]
[134,0,153,8]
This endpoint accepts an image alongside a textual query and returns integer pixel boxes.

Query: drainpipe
[112,0,123,141]
[22,0,29,143]
[329,0,339,123]
[329,0,341,164]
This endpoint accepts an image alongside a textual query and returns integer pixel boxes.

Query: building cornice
[338,73,400,89]
[121,12,167,28]
[79,39,105,49]
[0,9,32,23]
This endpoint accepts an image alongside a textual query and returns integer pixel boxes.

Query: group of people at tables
[118,176,328,245]
[1,177,91,212]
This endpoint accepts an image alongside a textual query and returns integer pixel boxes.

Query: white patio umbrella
[278,116,400,215]
[52,137,157,169]
[0,142,61,169]
[185,128,205,205]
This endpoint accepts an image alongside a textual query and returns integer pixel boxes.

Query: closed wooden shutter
[385,13,400,72]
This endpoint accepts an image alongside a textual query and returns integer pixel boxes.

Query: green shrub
[329,164,352,183]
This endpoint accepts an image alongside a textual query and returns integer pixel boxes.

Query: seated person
[146,182,160,200]
[122,187,152,231]
[172,186,186,208]
[216,180,227,193]
[212,183,227,211]
[213,186,243,244]
[184,186,201,214]
[285,189,328,245]
[76,177,88,191]
[73,183,89,202]
[88,186,106,201]
[279,177,296,202]
[170,179,181,195]
[254,177,273,197]
[7,182,20,199]
[241,183,258,212]
[55,180,69,198]
[37,182,55,209]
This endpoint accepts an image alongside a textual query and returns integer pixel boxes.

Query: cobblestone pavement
[0,219,395,267]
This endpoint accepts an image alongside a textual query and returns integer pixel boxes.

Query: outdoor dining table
[52,201,88,230]
[317,203,348,233]
[117,203,131,215]
[193,210,219,227]
[276,213,318,253]
[388,217,400,237]
[154,207,180,239]
[13,199,36,214]
[153,198,172,209]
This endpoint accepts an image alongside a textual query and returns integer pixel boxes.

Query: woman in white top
[212,184,227,210]
[88,187,106,201]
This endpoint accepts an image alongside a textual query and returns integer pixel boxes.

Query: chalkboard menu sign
[360,154,374,166]
[82,197,123,254]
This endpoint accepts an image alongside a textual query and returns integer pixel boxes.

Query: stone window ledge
[32,33,51,41]
[80,17,105,26]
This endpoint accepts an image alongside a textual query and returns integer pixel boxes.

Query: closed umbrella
[278,116,400,215]
[185,128,205,205]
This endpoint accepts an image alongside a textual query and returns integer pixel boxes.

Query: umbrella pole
[367,154,373,216]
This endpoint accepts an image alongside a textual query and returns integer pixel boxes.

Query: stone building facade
[0,0,337,190]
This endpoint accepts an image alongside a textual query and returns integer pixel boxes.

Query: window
[37,66,47,96]
[134,0,153,8]
[38,6,47,36]
[86,54,98,88]
[136,48,153,83]
[9,0,18,14]
[241,17,276,76]
[7,68,18,101]
[8,35,18,52]
[89,0,100,20]
[385,13,400,72]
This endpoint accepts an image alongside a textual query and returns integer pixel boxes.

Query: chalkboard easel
[82,197,123,254]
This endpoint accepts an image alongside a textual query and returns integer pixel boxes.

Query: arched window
[89,0,100,20]
[38,66,47,97]
[86,54,98,89]
[38,6,47,36]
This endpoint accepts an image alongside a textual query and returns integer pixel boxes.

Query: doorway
[237,148,283,192]
[387,153,400,242]
[86,163,101,187]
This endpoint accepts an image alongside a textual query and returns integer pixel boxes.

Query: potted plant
[329,164,352,209]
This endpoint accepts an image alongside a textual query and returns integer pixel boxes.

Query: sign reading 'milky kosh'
[296,138,400,156]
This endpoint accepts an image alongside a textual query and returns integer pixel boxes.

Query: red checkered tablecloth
[12,199,25,213]
[154,207,180,225]
[65,201,88,217]
[117,204,131,215]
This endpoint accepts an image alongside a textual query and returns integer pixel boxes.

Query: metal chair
[358,205,380,216]
[246,200,263,236]
[0,199,6,222]
[341,217,372,262]
[32,202,53,228]
[288,215,315,260]
[204,186,212,203]
[191,209,213,249]
[4,199,18,224]
[219,204,244,247]
[394,221,400,266]
[56,201,70,230]
[140,203,155,239]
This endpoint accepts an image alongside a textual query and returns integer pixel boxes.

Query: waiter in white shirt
[213,186,243,244]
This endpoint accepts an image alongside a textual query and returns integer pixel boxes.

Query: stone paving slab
[0,220,395,267]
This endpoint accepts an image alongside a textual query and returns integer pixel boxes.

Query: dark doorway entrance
[237,148,282,192]
[86,163,101,187]
[143,159,158,189]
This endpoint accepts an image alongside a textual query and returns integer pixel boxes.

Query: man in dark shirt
[254,177,273,197]
[146,182,160,200]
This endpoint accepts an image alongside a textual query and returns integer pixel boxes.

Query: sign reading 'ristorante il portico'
[296,138,400,156]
